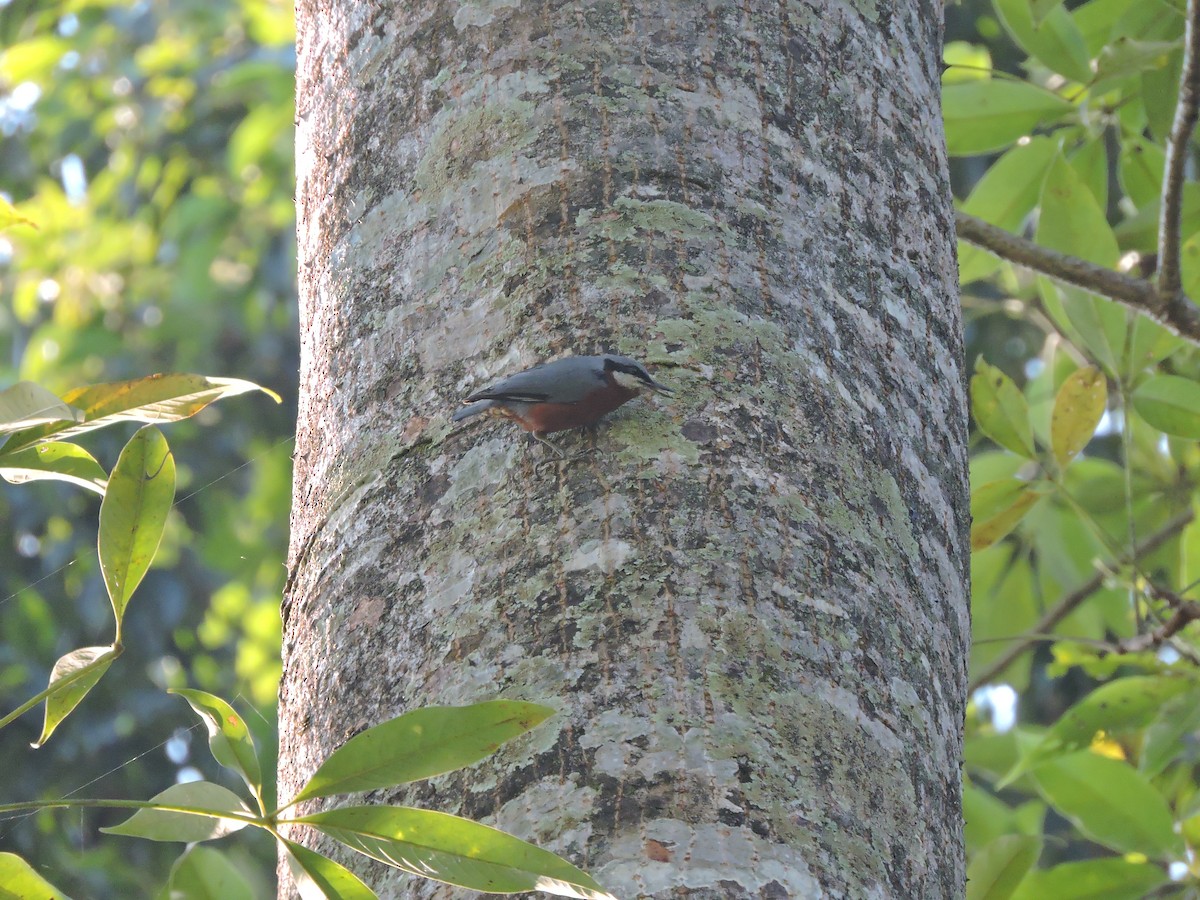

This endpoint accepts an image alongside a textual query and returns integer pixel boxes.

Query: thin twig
[1114,597,1200,654]
[969,508,1195,691]
[955,211,1200,343]
[1159,0,1200,302]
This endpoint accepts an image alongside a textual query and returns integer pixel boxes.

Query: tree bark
[282,1,968,898]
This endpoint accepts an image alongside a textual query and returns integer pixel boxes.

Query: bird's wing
[464,359,603,404]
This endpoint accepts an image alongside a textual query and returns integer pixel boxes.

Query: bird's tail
[451,399,495,423]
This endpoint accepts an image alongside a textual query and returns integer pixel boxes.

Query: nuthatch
[452,354,672,451]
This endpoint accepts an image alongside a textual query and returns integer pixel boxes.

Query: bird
[452,354,672,452]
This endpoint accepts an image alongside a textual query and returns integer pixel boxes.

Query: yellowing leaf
[0,197,37,231]
[0,853,69,899]
[1050,367,1106,467]
[971,479,1047,550]
[2,373,280,454]
[0,382,83,435]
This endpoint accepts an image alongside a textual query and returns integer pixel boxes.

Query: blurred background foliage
[947,0,1200,896]
[0,0,295,894]
[4,0,1200,896]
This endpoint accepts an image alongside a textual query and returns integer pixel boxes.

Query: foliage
[0,374,276,747]
[10,0,1200,895]
[0,0,296,893]
[0,696,613,900]
[0,376,607,897]
[952,0,1200,895]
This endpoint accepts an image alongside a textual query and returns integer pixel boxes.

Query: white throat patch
[611,369,647,391]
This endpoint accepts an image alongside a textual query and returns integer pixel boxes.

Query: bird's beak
[647,378,673,396]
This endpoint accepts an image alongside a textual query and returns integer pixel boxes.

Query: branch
[1159,0,1200,302]
[956,211,1200,343]
[968,508,1195,692]
[1113,596,1200,654]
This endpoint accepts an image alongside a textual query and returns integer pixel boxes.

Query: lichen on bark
[285,0,967,897]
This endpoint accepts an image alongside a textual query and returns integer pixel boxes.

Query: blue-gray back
[465,356,607,404]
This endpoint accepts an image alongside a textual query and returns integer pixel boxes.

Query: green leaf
[101,782,252,843]
[1049,643,1166,681]
[1093,37,1183,90]
[964,781,1022,853]
[1036,154,1123,372]
[1126,314,1184,373]
[170,689,262,796]
[0,442,108,495]
[99,426,176,625]
[971,547,1039,688]
[1182,231,1200,300]
[958,137,1059,284]
[1050,366,1106,467]
[0,851,70,899]
[0,382,83,435]
[1074,0,1140,57]
[289,700,554,807]
[1,374,281,454]
[32,646,118,748]
[1014,676,1195,778]
[971,450,1027,488]
[229,105,293,175]
[297,806,615,899]
[970,362,1034,452]
[943,81,1074,156]
[1144,47,1182,142]
[1047,286,1129,376]
[966,834,1041,900]
[1030,0,1066,26]
[971,479,1047,550]
[1037,154,1120,266]
[971,359,1036,458]
[1182,516,1200,598]
[1114,182,1200,252]
[1031,752,1183,857]
[1119,138,1164,208]
[167,845,256,900]
[960,734,1027,782]
[284,840,378,900]
[993,0,1091,83]
[1132,375,1200,438]
[944,41,993,84]
[0,35,69,82]
[1011,857,1167,900]
[1141,684,1200,777]
[1069,138,1108,211]
[1111,0,1184,44]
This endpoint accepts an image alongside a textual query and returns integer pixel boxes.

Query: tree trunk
[282,0,967,897]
